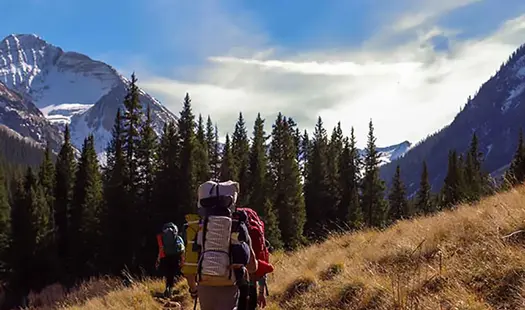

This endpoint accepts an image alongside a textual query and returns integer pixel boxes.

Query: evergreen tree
[327,122,343,229]
[506,129,525,185]
[247,113,283,248]
[205,116,220,180]
[415,161,433,215]
[361,119,388,228]
[232,112,250,205]
[11,167,51,289]
[463,132,485,201]
[38,144,55,226]
[269,115,305,249]
[304,116,331,237]
[441,150,466,208]
[220,134,236,182]
[70,135,103,277]
[178,93,198,216]
[388,165,410,222]
[248,113,269,216]
[122,73,143,192]
[195,114,210,183]
[154,122,180,227]
[339,128,362,229]
[0,163,10,255]
[136,105,158,270]
[54,125,76,265]
[121,73,144,268]
[103,109,131,272]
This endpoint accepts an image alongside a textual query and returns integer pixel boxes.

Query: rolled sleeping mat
[181,214,201,275]
[198,215,233,277]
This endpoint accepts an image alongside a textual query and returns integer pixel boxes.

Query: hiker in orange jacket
[156,222,185,298]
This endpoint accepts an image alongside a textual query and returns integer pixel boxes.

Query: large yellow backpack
[181,214,201,275]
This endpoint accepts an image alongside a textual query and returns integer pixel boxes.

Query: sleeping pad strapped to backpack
[196,180,252,286]
[181,214,201,275]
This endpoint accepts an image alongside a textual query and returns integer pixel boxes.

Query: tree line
[1,73,525,304]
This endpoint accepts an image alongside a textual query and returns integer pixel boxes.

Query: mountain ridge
[0,33,177,157]
[381,43,525,195]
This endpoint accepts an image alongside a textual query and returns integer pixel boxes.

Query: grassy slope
[55,186,525,309]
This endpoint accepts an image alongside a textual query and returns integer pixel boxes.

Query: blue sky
[3,0,525,146]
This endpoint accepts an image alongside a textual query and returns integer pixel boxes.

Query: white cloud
[391,0,483,32]
[135,2,525,148]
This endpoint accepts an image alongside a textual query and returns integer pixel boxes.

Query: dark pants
[237,284,257,310]
[231,243,250,284]
[160,255,181,289]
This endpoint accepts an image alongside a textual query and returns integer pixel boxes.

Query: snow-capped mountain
[358,140,412,166]
[381,44,525,195]
[0,81,62,150]
[0,34,176,156]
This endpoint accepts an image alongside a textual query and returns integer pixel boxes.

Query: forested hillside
[381,43,525,195]
[2,73,525,309]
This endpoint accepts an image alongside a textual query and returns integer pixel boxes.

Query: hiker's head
[197,180,240,211]
[162,222,178,234]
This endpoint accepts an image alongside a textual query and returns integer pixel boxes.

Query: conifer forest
[2,73,525,305]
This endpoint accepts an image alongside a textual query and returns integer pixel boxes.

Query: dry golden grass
[58,278,191,310]
[53,185,525,309]
[267,186,525,310]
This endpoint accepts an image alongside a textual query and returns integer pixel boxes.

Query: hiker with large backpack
[156,222,185,298]
[194,180,258,310]
[236,208,274,310]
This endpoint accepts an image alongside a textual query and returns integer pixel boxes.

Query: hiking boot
[163,287,173,298]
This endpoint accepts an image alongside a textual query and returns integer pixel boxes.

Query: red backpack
[236,207,274,279]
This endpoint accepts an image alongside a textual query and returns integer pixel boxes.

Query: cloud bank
[134,0,525,148]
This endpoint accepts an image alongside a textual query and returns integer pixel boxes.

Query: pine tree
[304,116,331,237]
[0,163,10,254]
[70,135,103,277]
[441,150,466,208]
[154,122,180,227]
[38,144,55,226]
[11,168,51,289]
[195,114,210,183]
[361,119,388,228]
[388,165,410,222]
[232,112,250,205]
[206,117,220,180]
[415,161,433,215]
[54,125,76,265]
[506,129,525,186]
[220,134,236,181]
[178,93,198,216]
[339,128,362,229]
[122,73,143,192]
[121,73,144,268]
[464,132,484,202]
[248,113,269,216]
[270,115,305,249]
[136,105,158,270]
[327,122,344,229]
[103,109,131,272]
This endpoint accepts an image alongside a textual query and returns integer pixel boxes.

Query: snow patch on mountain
[358,140,412,166]
[0,34,177,155]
